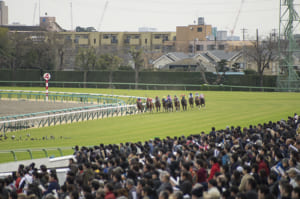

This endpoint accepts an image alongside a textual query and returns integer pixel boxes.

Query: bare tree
[245,31,277,87]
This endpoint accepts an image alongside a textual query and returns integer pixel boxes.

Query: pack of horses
[136,95,205,113]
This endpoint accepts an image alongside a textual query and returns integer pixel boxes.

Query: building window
[207,45,216,50]
[218,45,225,50]
[197,27,203,32]
[154,45,161,49]
[94,39,96,44]
[83,35,88,39]
[196,45,204,51]
[103,34,110,39]
[134,35,140,39]
[154,35,160,39]
[145,39,147,44]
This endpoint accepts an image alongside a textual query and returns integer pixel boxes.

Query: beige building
[0,0,8,25]
[175,24,212,52]
[57,31,177,52]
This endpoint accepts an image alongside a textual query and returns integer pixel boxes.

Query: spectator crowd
[1,113,300,199]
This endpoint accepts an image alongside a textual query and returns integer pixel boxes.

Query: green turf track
[0,86,299,163]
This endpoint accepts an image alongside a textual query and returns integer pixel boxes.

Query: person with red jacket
[256,154,270,176]
[208,157,220,180]
[104,183,116,199]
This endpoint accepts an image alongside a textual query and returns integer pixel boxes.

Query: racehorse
[189,97,194,108]
[146,98,154,112]
[162,98,168,112]
[136,100,144,113]
[174,96,180,111]
[181,96,187,111]
[155,96,161,112]
[200,96,205,107]
[166,99,173,112]
[195,96,201,109]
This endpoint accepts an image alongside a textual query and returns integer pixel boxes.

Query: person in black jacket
[179,171,192,196]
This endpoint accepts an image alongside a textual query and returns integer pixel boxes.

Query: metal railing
[0,90,146,133]
[0,147,72,161]
[0,80,299,92]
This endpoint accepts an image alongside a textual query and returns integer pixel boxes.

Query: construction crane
[32,3,37,25]
[97,0,109,31]
[230,0,245,37]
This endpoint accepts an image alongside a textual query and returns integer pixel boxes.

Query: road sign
[43,73,51,81]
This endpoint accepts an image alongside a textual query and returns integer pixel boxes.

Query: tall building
[0,0,8,25]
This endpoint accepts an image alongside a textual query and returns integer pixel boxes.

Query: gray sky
[5,0,292,39]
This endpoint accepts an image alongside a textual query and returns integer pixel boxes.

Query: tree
[129,47,144,89]
[245,32,277,88]
[75,47,97,70]
[196,59,228,85]
[98,54,122,88]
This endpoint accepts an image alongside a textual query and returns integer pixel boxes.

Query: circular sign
[43,73,51,80]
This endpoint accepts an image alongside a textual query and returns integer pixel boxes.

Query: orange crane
[230,0,245,37]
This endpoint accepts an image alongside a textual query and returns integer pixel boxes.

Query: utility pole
[70,1,73,31]
[241,28,247,41]
[241,28,248,70]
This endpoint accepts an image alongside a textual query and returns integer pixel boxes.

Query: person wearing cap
[286,168,299,188]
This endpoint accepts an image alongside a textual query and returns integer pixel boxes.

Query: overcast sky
[5,0,296,39]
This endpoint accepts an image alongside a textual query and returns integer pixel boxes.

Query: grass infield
[0,86,299,163]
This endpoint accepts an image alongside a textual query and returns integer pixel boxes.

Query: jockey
[155,96,160,101]
[167,95,172,102]
[189,93,193,99]
[137,98,141,102]
[200,93,204,99]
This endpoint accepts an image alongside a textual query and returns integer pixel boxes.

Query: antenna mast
[277,0,300,91]
[70,1,73,31]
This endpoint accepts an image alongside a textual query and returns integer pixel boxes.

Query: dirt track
[0,100,91,117]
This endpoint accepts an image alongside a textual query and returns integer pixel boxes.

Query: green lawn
[0,86,299,163]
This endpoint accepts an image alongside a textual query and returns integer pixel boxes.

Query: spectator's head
[246,178,256,191]
[279,180,293,198]
[292,187,300,199]
[170,191,183,199]
[69,191,79,199]
[96,188,105,199]
[159,171,170,183]
[268,172,277,185]
[104,183,114,193]
[191,184,203,199]
[208,179,217,189]
[242,165,251,175]
[229,186,239,197]
[286,168,298,179]
[126,178,135,189]
[258,185,269,199]
[159,191,169,199]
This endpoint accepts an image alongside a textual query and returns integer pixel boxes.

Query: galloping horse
[195,96,201,109]
[146,98,154,112]
[155,96,161,112]
[136,99,144,113]
[166,99,173,112]
[200,94,205,107]
[162,98,168,112]
[189,96,194,108]
[174,96,180,111]
[181,96,187,111]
